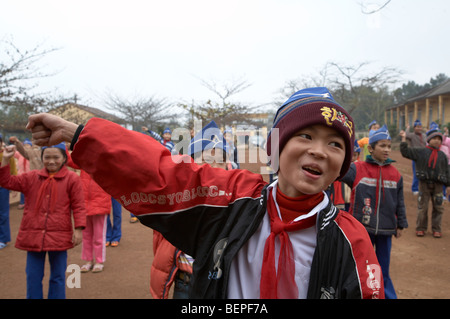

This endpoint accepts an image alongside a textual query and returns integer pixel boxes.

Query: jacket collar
[37,165,69,178]
[365,155,395,166]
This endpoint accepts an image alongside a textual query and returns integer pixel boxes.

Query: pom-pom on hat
[267,87,354,179]
[369,124,391,144]
[188,120,226,156]
[426,122,442,143]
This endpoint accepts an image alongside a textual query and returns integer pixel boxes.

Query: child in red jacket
[66,151,111,273]
[0,143,86,299]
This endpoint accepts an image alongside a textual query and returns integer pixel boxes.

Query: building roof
[388,79,450,110]
[50,103,125,124]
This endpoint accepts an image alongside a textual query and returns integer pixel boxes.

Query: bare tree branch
[199,76,252,105]
[102,90,174,131]
[359,0,392,14]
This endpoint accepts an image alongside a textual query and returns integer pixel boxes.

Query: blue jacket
[341,157,408,236]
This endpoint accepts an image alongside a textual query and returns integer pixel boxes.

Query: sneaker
[0,242,6,249]
[111,241,119,247]
[412,191,419,195]
[433,232,442,238]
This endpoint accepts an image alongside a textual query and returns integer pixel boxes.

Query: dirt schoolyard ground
[0,149,449,299]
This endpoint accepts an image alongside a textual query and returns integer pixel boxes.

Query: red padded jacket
[0,165,86,251]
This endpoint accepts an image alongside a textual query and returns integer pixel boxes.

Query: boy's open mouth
[303,166,322,175]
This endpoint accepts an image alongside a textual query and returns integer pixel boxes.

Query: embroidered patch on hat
[320,106,354,138]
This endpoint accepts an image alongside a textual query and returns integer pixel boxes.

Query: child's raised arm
[1,145,16,167]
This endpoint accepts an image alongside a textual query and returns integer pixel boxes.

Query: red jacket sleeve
[70,118,265,217]
[67,171,87,229]
[335,212,385,299]
[0,165,28,193]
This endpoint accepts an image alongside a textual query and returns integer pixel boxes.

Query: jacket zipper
[375,167,382,235]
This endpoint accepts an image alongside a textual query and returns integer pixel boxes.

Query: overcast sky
[1,0,449,113]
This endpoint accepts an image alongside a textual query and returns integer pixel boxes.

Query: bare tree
[0,36,69,132]
[180,77,258,129]
[324,61,402,114]
[199,77,252,105]
[102,91,174,131]
[277,61,402,130]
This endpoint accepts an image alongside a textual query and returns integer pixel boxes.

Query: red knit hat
[267,87,354,179]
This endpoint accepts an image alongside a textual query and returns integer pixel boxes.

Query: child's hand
[72,228,83,246]
[1,145,16,167]
[2,145,16,159]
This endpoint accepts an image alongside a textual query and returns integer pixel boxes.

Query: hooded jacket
[341,156,408,236]
[0,165,86,251]
[69,118,384,299]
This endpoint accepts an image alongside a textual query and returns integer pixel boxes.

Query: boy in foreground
[27,87,384,299]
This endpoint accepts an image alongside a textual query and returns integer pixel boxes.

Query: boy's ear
[367,144,374,153]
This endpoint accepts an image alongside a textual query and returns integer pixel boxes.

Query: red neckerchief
[35,172,58,215]
[427,145,440,169]
[260,187,322,299]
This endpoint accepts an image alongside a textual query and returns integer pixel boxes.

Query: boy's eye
[298,133,312,140]
[329,141,344,149]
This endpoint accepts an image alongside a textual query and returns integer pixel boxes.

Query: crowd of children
[0,86,448,300]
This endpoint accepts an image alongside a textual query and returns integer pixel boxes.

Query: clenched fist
[26,113,79,147]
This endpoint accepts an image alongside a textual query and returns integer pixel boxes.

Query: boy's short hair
[267,87,354,179]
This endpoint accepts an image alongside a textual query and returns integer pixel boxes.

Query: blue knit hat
[267,87,354,179]
[163,128,171,134]
[369,124,391,144]
[426,122,442,143]
[188,121,226,156]
[354,140,361,153]
[368,120,378,130]
[414,119,422,127]
[42,142,66,152]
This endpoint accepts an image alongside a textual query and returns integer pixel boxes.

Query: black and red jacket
[70,118,384,299]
